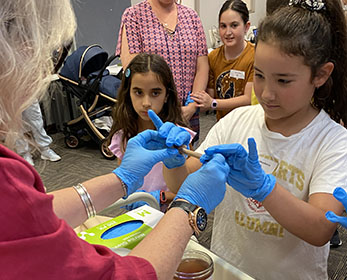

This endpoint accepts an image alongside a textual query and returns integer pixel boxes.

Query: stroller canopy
[59,45,120,99]
[59,45,108,82]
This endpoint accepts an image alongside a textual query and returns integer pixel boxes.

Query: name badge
[230,70,245,80]
[259,157,278,174]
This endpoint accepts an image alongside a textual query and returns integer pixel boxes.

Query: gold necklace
[162,22,175,36]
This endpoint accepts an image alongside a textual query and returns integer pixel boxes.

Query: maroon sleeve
[114,255,157,279]
[0,145,157,280]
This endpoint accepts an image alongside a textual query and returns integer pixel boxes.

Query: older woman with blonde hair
[0,1,229,279]
[0,0,76,147]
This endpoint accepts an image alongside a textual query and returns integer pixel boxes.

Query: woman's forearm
[50,173,124,228]
[192,55,209,93]
[129,207,194,280]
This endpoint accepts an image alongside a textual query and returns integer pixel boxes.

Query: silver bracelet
[119,179,128,198]
[73,183,96,219]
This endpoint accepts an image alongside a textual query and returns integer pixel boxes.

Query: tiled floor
[36,112,347,279]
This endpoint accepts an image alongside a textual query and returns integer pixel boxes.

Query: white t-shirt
[197,105,347,280]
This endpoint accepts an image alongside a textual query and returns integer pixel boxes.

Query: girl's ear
[244,21,251,34]
[313,62,334,88]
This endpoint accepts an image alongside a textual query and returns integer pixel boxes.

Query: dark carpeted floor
[35,112,347,279]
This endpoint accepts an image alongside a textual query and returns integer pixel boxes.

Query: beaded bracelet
[73,183,96,219]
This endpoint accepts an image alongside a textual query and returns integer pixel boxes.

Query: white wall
[73,0,130,55]
[249,0,267,28]
[130,0,267,48]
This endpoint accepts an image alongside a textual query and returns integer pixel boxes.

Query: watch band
[168,200,196,214]
[168,200,206,236]
[211,99,217,109]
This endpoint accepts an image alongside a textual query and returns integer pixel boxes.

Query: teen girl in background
[108,53,195,210]
[163,0,347,279]
[191,0,254,120]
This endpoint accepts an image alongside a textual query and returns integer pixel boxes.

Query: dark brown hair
[256,0,347,126]
[219,0,249,24]
[266,0,288,16]
[107,53,187,151]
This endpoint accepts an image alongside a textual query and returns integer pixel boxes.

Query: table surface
[75,215,255,280]
[186,239,254,280]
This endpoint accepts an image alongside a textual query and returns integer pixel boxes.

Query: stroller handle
[79,54,120,105]
[92,54,119,84]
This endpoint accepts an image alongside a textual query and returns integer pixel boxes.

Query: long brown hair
[107,53,187,151]
[256,0,347,127]
[266,0,288,16]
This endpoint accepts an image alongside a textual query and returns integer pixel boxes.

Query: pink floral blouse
[116,0,208,104]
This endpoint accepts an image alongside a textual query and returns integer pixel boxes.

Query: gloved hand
[201,138,276,202]
[184,91,194,106]
[175,153,230,214]
[200,143,246,182]
[326,187,347,228]
[113,129,179,198]
[149,109,191,169]
[122,190,161,211]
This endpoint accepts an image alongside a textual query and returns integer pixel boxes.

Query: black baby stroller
[58,44,121,160]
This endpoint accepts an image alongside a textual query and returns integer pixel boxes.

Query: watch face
[196,208,207,231]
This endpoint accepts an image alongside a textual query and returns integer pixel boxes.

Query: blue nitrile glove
[184,91,194,106]
[148,109,191,169]
[113,130,179,198]
[122,190,161,211]
[201,138,276,202]
[175,153,230,214]
[326,187,347,228]
[200,143,245,183]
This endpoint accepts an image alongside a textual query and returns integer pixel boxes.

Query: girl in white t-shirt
[164,0,347,279]
[107,53,195,210]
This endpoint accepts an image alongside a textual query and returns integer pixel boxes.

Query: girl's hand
[326,187,347,228]
[149,110,191,169]
[201,138,276,202]
[113,129,179,197]
[175,153,229,214]
[190,90,213,111]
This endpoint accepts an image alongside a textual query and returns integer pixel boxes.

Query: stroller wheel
[65,134,80,149]
[100,140,116,160]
